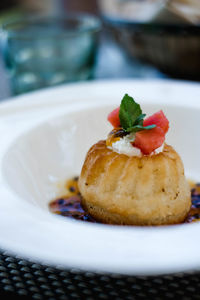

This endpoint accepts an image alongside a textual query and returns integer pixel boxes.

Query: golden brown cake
[78,140,191,225]
[78,94,191,226]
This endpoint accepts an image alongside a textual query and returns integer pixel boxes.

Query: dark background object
[98,0,200,81]
[64,0,99,15]
[0,0,99,15]
[103,17,200,80]
[0,0,17,10]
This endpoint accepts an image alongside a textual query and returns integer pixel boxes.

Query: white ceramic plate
[0,79,200,276]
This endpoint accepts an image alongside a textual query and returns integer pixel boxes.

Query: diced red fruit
[133,126,165,155]
[107,107,120,128]
[143,110,169,134]
[107,107,169,155]
[133,110,169,155]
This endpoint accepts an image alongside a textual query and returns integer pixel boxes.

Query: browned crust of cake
[81,199,189,226]
[78,140,191,226]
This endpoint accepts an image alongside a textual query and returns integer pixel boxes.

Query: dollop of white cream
[153,144,164,155]
[107,133,164,157]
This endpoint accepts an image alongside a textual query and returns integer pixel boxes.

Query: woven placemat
[0,250,200,299]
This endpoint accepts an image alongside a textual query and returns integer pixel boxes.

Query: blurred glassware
[1,14,101,95]
[98,0,200,80]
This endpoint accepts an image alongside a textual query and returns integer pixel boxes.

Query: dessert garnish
[108,94,155,133]
[107,94,169,155]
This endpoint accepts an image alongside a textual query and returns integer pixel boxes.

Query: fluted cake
[78,94,191,225]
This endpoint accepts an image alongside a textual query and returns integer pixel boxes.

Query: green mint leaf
[126,124,156,133]
[119,94,142,131]
[143,125,156,130]
[134,114,146,126]
[118,94,156,133]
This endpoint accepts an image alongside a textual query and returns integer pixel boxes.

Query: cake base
[81,198,189,226]
[79,140,191,226]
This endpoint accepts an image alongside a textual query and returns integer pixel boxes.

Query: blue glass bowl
[1,14,102,95]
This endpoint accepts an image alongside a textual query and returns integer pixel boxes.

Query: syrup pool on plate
[49,177,96,222]
[49,178,200,225]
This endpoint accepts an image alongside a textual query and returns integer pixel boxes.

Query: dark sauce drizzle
[49,177,96,223]
[186,184,200,223]
[49,177,200,224]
